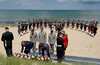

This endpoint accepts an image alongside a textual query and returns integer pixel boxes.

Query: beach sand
[0,26,100,59]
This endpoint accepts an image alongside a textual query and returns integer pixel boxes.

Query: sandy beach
[0,25,100,59]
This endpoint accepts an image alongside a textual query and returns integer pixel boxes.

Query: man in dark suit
[39,43,50,57]
[1,27,14,57]
[21,41,34,54]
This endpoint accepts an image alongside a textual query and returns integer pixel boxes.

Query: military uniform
[30,32,37,52]
[1,31,14,57]
[48,33,56,54]
[57,36,64,62]
[38,31,47,43]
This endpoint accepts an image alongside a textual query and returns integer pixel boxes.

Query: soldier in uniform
[48,29,56,54]
[72,19,75,29]
[55,21,58,33]
[44,19,47,28]
[21,22,25,35]
[67,19,70,29]
[18,22,21,36]
[57,33,64,62]
[30,29,38,52]
[36,20,39,30]
[76,21,80,30]
[29,21,32,32]
[21,41,34,54]
[80,21,84,31]
[33,19,36,30]
[38,27,47,44]
[24,22,28,33]
[62,20,65,29]
[1,27,14,57]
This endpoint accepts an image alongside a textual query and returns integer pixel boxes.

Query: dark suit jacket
[1,31,14,48]
[21,41,34,53]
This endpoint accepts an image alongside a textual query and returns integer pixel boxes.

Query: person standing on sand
[21,41,34,54]
[29,21,32,32]
[62,20,65,29]
[88,23,91,34]
[49,22,53,29]
[84,22,87,33]
[67,19,70,29]
[80,21,83,31]
[38,27,47,44]
[90,22,94,36]
[57,24,63,33]
[18,22,21,36]
[1,27,14,57]
[55,21,58,33]
[30,29,38,52]
[44,19,47,29]
[33,19,36,30]
[93,25,98,37]
[36,20,39,30]
[24,22,28,33]
[72,19,75,29]
[57,33,64,62]
[40,20,43,28]
[76,21,80,30]
[48,29,56,54]
[21,22,25,35]
[61,31,68,60]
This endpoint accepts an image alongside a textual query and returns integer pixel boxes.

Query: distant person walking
[1,27,14,57]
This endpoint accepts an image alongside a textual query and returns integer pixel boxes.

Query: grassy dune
[0,54,68,65]
[0,54,97,65]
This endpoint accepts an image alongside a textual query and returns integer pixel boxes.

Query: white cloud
[56,0,66,2]
[56,0,100,3]
[0,0,11,2]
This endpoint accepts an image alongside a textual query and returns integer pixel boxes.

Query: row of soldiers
[18,19,98,37]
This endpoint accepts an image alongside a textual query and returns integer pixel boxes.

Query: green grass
[0,54,67,65]
[0,53,97,65]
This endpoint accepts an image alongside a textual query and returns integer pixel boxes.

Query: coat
[39,31,47,43]
[62,35,68,48]
[1,31,14,48]
[48,33,56,44]
[21,41,34,53]
[30,32,38,43]
[39,43,50,57]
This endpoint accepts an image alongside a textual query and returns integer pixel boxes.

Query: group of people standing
[18,19,98,37]
[67,19,98,37]
[28,26,68,62]
[1,18,98,63]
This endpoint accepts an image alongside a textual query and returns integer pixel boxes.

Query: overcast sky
[0,0,100,10]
